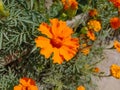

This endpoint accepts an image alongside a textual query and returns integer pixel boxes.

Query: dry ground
[93,49,120,90]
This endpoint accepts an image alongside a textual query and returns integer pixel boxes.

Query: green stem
[94,73,111,77]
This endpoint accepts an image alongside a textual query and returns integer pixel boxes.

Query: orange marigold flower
[61,0,78,10]
[109,0,120,8]
[93,67,100,73]
[77,85,85,90]
[87,20,101,32]
[81,46,91,55]
[89,9,98,17]
[110,17,120,30]
[114,40,120,52]
[14,77,38,90]
[87,30,96,41]
[110,64,120,79]
[35,19,79,64]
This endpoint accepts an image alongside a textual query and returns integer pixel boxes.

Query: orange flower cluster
[110,17,120,30]
[110,64,120,79]
[114,40,120,52]
[89,9,98,17]
[87,20,101,32]
[77,85,85,90]
[87,20,101,41]
[14,77,38,90]
[109,0,120,8]
[35,19,79,64]
[61,0,78,10]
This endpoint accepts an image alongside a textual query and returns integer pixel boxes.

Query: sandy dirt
[92,49,120,90]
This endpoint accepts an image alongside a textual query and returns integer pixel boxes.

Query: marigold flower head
[110,17,120,30]
[35,19,79,64]
[89,9,98,17]
[110,64,120,79]
[93,67,100,73]
[114,40,120,52]
[14,77,38,90]
[77,85,85,90]
[61,0,78,10]
[87,20,101,32]
[109,0,120,8]
[87,30,96,41]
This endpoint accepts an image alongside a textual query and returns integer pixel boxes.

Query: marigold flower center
[50,37,63,48]
[25,87,28,90]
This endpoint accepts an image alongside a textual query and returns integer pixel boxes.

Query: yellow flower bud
[0,0,9,17]
[0,0,4,12]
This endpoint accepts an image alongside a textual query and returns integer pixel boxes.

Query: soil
[92,49,120,90]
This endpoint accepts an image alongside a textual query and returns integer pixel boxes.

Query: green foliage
[48,1,63,18]
[0,67,17,90]
[0,0,115,90]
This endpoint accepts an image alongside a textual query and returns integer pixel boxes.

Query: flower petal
[30,85,39,90]
[40,46,53,58]
[35,36,51,48]
[39,23,52,38]
[58,20,67,33]
[50,19,73,37]
[14,84,23,90]
[35,36,53,58]
[60,46,73,61]
[61,27,73,38]
[62,38,79,61]
[52,48,63,64]
[50,19,59,36]
[63,38,79,48]
[87,31,96,41]
[57,20,73,37]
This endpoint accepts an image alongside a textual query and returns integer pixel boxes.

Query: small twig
[94,73,111,78]
[0,42,33,66]
[66,13,89,28]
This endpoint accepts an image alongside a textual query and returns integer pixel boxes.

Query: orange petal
[57,20,70,36]
[14,84,23,90]
[35,36,53,58]
[19,78,28,86]
[63,46,77,60]
[52,48,63,64]
[39,23,52,38]
[62,38,79,58]
[87,31,96,41]
[60,46,73,61]
[50,19,59,36]
[63,38,79,49]
[40,46,53,58]
[50,19,73,37]
[62,27,73,37]
[35,36,51,48]
[30,85,39,90]
[57,20,67,34]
